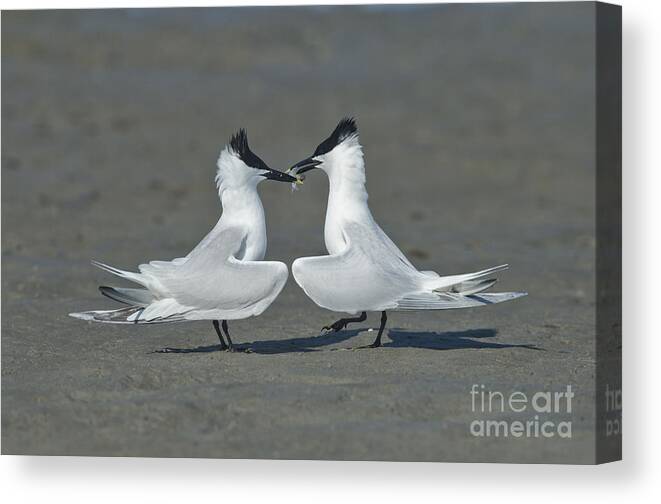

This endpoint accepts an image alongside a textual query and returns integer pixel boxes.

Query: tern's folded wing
[146,226,286,313]
[138,226,245,281]
[292,221,419,313]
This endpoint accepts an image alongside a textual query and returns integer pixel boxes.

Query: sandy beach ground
[2,4,598,462]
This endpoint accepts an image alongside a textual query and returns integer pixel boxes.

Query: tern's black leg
[221,320,236,352]
[368,311,388,348]
[322,311,367,333]
[212,320,228,351]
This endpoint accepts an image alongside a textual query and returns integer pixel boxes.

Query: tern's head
[216,129,297,191]
[289,117,363,180]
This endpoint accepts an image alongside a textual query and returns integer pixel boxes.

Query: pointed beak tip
[262,168,298,183]
[291,158,322,175]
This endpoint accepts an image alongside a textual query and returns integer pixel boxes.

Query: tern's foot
[322,319,349,333]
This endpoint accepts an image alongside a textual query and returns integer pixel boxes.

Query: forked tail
[399,264,526,310]
[69,262,181,324]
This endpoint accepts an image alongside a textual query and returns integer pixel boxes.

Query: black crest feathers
[228,129,269,171]
[313,117,359,156]
[229,129,250,157]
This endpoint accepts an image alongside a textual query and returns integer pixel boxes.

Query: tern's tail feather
[465,264,509,279]
[451,278,498,295]
[68,306,184,324]
[395,291,527,311]
[430,264,510,293]
[91,260,147,287]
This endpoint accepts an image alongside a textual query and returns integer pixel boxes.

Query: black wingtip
[99,285,128,305]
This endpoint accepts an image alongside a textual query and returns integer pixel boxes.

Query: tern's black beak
[261,167,298,183]
[290,157,322,175]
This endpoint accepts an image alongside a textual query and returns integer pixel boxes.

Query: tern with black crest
[289,118,526,348]
[70,130,299,352]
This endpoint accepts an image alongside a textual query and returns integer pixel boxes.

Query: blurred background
[2,4,598,462]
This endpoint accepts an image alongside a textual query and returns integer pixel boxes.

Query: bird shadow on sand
[153,327,540,355]
[153,329,364,355]
[384,328,541,351]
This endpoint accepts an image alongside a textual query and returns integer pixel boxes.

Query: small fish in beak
[288,158,319,192]
[291,173,305,192]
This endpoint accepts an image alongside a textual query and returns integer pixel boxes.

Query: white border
[1,0,659,502]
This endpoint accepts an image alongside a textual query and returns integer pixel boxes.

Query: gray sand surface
[2,4,598,462]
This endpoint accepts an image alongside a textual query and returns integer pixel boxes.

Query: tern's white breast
[219,185,267,261]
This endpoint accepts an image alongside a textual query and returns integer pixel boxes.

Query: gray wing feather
[69,307,186,324]
[145,226,284,315]
[99,286,154,306]
[396,291,527,311]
